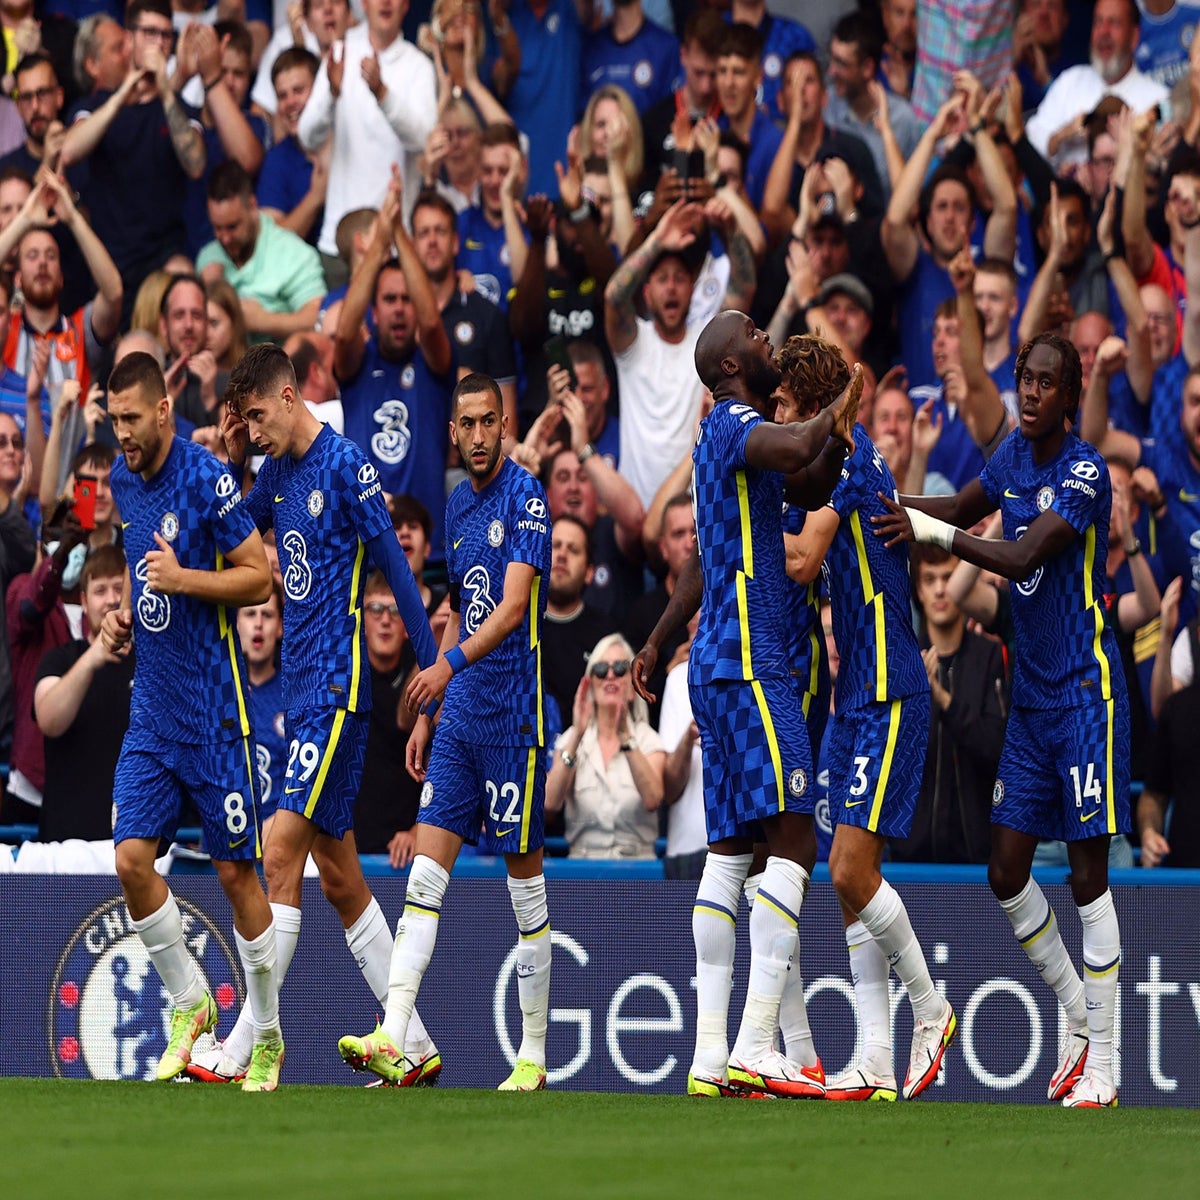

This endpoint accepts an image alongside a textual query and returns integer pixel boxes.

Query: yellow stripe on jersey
[520,746,537,853]
[215,551,251,737]
[849,511,887,702]
[529,572,544,745]
[1133,616,1161,664]
[736,471,755,679]
[347,538,367,712]
[805,583,820,699]
[736,572,752,678]
[736,471,754,577]
[305,708,346,821]
[1103,696,1116,833]
[241,735,263,859]
[867,700,902,832]
[750,679,786,813]
[1081,526,1114,699]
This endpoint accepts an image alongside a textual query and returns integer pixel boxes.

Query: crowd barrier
[2,871,1197,1105]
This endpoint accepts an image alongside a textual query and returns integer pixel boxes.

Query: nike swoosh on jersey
[229,837,248,849]
[274,494,286,503]
[121,521,131,530]
[283,785,304,794]
[1003,488,1021,498]
[1080,809,1099,823]
[844,799,866,809]
[494,827,515,838]
[453,536,465,549]
[1180,489,1199,503]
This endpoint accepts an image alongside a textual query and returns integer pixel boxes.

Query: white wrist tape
[906,508,956,551]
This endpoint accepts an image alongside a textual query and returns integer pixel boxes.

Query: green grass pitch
[5,1078,1197,1200]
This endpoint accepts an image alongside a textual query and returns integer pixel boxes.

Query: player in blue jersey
[778,336,954,1105]
[338,372,554,1091]
[237,583,287,837]
[633,314,860,1099]
[876,332,1129,1109]
[191,343,443,1088]
[99,352,284,1091]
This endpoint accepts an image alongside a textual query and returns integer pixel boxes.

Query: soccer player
[191,343,442,1087]
[633,313,860,1098]
[779,336,955,1104]
[100,351,283,1091]
[875,332,1128,1108]
[337,372,553,1091]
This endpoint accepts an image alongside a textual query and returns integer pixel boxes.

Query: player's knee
[987,854,1026,902]
[1067,856,1108,907]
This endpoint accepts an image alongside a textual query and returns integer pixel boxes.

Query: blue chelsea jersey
[440,457,551,746]
[980,430,1124,709]
[690,401,793,681]
[110,437,257,742]
[247,424,393,713]
[823,424,927,710]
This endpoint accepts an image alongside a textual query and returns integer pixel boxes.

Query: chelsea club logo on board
[49,896,241,1080]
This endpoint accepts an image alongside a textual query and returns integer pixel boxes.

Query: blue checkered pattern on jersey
[824,425,926,710]
[248,425,393,713]
[691,401,794,681]
[111,437,256,742]
[440,457,551,747]
[782,500,829,711]
[688,673,814,844]
[980,430,1123,710]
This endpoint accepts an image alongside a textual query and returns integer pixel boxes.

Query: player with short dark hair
[633,311,859,1098]
[100,350,284,1091]
[196,342,443,1088]
[339,371,554,1091]
[875,331,1129,1108]
[781,334,954,1105]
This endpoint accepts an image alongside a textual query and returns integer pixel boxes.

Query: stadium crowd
[0,0,1199,876]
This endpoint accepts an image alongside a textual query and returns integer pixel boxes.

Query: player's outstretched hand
[404,658,453,717]
[406,712,433,782]
[100,608,133,654]
[829,363,864,454]
[871,491,915,546]
[631,642,659,704]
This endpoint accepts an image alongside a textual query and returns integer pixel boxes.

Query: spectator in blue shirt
[456,122,528,310]
[583,0,680,115]
[715,23,781,213]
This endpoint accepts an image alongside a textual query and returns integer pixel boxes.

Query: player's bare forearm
[783,440,847,509]
[179,560,272,606]
[647,547,701,653]
[164,94,206,179]
[457,562,537,665]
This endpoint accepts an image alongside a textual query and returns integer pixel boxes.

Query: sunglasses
[365,601,400,617]
[0,434,24,450]
[591,660,630,679]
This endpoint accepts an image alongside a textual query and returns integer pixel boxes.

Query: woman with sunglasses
[546,633,666,859]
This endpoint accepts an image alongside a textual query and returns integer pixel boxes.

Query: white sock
[731,857,807,1062]
[745,872,814,1061]
[691,852,751,1077]
[1079,889,1121,1086]
[857,880,942,1022]
[130,893,205,1010]
[846,920,893,1077]
[508,874,552,1068]
[224,902,300,1067]
[998,878,1086,1030]
[235,922,280,1042]
[382,855,449,1045]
